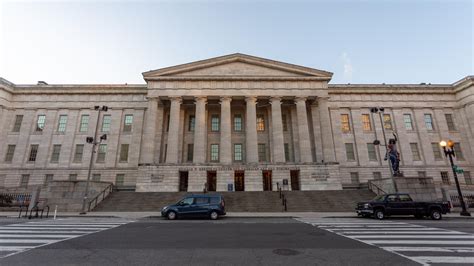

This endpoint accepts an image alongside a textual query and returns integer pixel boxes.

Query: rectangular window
[5,145,15,162]
[50,144,61,163]
[464,171,472,185]
[350,172,360,184]
[454,142,464,160]
[373,172,382,180]
[445,114,456,131]
[234,144,242,161]
[345,143,355,161]
[96,144,107,163]
[418,171,427,178]
[36,114,46,132]
[257,114,265,131]
[431,142,442,160]
[441,171,450,185]
[188,115,195,132]
[410,143,421,161]
[233,114,242,132]
[20,174,29,187]
[258,144,266,162]
[341,114,351,133]
[57,115,68,132]
[92,174,101,181]
[284,143,290,162]
[362,114,372,131]
[211,115,220,132]
[28,144,39,162]
[282,114,288,132]
[404,114,413,130]
[69,174,77,181]
[210,144,219,162]
[116,174,125,186]
[123,114,133,132]
[73,144,84,163]
[44,174,53,187]
[424,114,434,131]
[383,114,393,130]
[119,144,129,162]
[101,115,111,132]
[187,143,194,162]
[79,115,89,132]
[367,143,377,161]
[12,115,23,132]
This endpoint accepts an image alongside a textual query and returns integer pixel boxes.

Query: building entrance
[290,170,300,191]
[262,170,272,191]
[234,171,245,191]
[206,171,217,192]
[179,171,188,191]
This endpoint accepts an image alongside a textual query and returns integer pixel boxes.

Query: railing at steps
[367,180,387,195]
[276,182,287,212]
[88,183,114,211]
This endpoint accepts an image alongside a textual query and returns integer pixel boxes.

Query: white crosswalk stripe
[0,218,130,259]
[297,219,474,265]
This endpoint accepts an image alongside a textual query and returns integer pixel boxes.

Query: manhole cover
[272,249,300,256]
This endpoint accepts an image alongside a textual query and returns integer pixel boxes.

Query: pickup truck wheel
[209,211,219,220]
[167,211,177,220]
[430,209,442,220]
[374,209,385,220]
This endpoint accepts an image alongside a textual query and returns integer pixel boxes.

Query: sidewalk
[1,211,472,220]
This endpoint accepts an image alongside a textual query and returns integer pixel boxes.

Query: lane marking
[0,239,57,244]
[384,247,474,253]
[0,230,101,234]
[0,234,81,238]
[365,240,474,245]
[6,224,119,227]
[342,231,467,235]
[1,227,109,230]
[412,256,474,264]
[351,235,474,239]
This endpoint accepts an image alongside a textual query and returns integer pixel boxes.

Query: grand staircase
[93,189,375,212]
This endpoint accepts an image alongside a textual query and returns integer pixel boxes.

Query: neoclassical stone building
[0,54,473,192]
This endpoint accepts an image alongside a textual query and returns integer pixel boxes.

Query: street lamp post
[370,107,398,193]
[439,140,471,216]
[80,106,108,215]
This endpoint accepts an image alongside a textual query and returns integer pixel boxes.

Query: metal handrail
[368,180,387,195]
[88,183,114,212]
[28,205,39,219]
[40,205,50,218]
[18,205,27,218]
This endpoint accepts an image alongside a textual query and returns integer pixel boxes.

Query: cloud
[341,52,353,82]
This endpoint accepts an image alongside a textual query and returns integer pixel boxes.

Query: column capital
[220,96,233,103]
[245,96,258,103]
[270,96,282,103]
[295,96,308,103]
[195,96,207,103]
[169,96,182,103]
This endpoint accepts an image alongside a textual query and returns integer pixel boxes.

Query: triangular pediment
[143,53,333,80]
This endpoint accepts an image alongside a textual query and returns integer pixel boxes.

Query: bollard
[284,198,287,212]
[53,205,58,220]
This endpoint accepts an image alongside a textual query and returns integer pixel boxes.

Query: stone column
[270,97,285,163]
[295,97,312,163]
[193,96,207,164]
[245,96,258,163]
[220,96,232,164]
[317,97,336,162]
[139,97,158,165]
[166,97,182,163]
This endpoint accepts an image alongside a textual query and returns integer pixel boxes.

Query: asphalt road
[0,217,418,266]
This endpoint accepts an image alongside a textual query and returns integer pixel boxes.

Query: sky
[0,0,472,85]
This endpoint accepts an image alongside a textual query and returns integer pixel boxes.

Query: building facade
[0,54,473,192]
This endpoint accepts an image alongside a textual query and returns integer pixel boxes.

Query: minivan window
[210,197,220,204]
[179,197,194,205]
[195,197,209,204]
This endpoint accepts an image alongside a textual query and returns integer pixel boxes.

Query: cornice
[145,76,331,81]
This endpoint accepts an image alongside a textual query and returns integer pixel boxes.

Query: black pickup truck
[356,193,450,220]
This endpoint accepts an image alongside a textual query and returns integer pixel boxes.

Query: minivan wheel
[374,209,385,220]
[430,209,442,220]
[167,211,177,220]
[209,211,219,220]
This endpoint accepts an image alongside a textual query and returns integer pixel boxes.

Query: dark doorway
[207,171,217,192]
[262,170,272,191]
[234,171,245,191]
[290,170,300,191]
[179,171,188,192]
